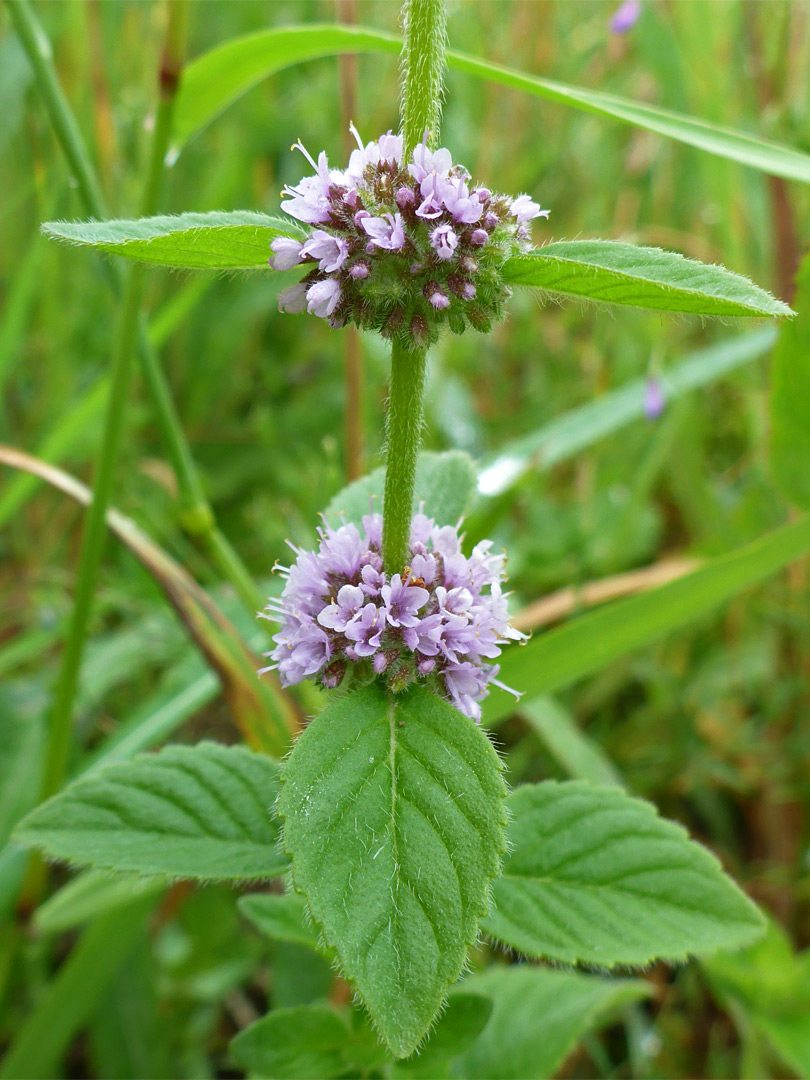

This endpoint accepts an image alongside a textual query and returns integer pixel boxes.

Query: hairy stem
[399,0,448,157]
[382,342,428,572]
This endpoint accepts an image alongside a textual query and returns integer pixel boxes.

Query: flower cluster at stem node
[271,126,548,350]
[261,512,526,720]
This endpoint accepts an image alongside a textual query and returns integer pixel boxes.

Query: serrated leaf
[238,892,320,950]
[452,964,651,1080]
[41,211,298,269]
[14,742,288,881]
[486,515,810,724]
[770,251,810,509]
[229,1005,351,1080]
[278,684,507,1058]
[174,25,810,186]
[482,781,764,967]
[503,242,792,317]
[323,450,477,527]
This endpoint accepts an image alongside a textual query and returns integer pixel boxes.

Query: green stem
[40,0,190,802]
[6,0,268,621]
[382,341,428,573]
[380,0,447,570]
[399,0,448,157]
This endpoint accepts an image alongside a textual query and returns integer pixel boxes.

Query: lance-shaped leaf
[41,211,299,270]
[503,241,792,317]
[482,781,765,967]
[14,742,288,881]
[278,683,507,1058]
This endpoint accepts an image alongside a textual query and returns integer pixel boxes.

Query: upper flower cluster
[270,127,548,349]
[261,512,525,720]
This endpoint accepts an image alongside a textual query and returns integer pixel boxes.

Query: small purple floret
[261,513,526,719]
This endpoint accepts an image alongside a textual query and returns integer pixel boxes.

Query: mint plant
[8,0,801,1073]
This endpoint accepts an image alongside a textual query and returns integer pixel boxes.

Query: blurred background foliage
[1,1,809,1077]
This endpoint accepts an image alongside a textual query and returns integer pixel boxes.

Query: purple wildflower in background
[610,0,642,34]
[261,513,526,720]
[644,375,665,420]
[270,126,549,347]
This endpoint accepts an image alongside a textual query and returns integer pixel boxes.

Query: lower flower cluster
[261,513,525,720]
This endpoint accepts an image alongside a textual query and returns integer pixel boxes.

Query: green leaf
[239,892,320,950]
[771,252,810,509]
[396,993,493,1077]
[486,515,810,724]
[229,1005,351,1080]
[174,25,810,186]
[34,869,167,935]
[41,211,298,270]
[503,242,792,317]
[451,964,651,1080]
[278,684,507,1058]
[477,328,776,496]
[323,450,478,528]
[0,707,43,848]
[482,782,764,967]
[520,697,624,788]
[14,742,288,881]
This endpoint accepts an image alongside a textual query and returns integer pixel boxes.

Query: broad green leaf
[230,1006,351,1080]
[14,742,288,881]
[521,697,624,788]
[41,211,298,270]
[323,450,478,527]
[278,683,507,1058]
[452,964,651,1080]
[174,25,810,186]
[396,993,493,1078]
[0,707,43,848]
[503,242,792,317]
[482,782,764,967]
[771,252,810,509]
[239,892,320,950]
[34,869,167,935]
[477,328,776,496]
[0,894,157,1080]
[486,515,810,724]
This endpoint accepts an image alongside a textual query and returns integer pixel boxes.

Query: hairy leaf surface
[278,683,507,1058]
[482,782,764,966]
[452,964,651,1079]
[42,212,297,269]
[503,242,792,317]
[15,742,288,880]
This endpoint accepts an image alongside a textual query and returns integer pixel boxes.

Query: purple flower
[344,603,384,656]
[269,236,304,270]
[409,142,453,184]
[381,574,429,628]
[470,229,488,247]
[317,584,365,631]
[362,212,406,251]
[428,288,450,310]
[510,194,549,225]
[301,230,349,272]
[261,514,525,719]
[306,278,342,318]
[610,0,641,33]
[430,224,458,261]
[644,376,665,420]
[281,142,335,224]
[443,178,484,224]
